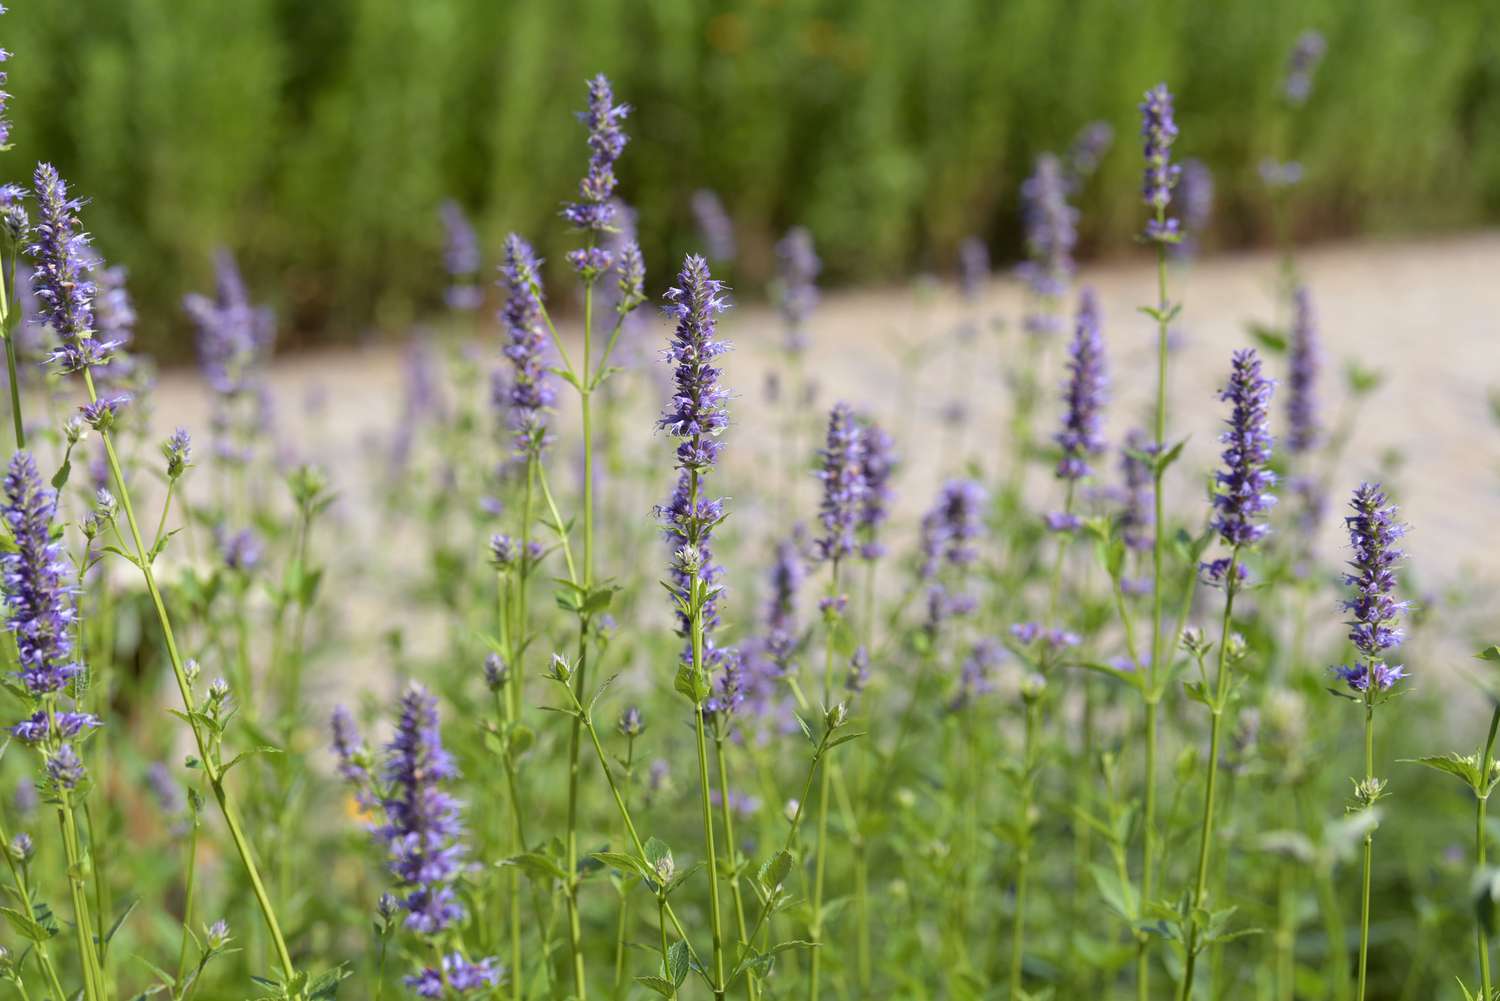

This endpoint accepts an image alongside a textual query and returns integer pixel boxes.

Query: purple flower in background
[1259,159,1304,191]
[919,479,986,578]
[2,453,80,695]
[1335,484,1409,685]
[563,74,630,257]
[183,249,275,397]
[0,12,11,150]
[775,226,820,353]
[440,200,483,311]
[856,417,896,559]
[1119,429,1155,552]
[760,533,804,680]
[217,527,262,574]
[1018,153,1077,334]
[1139,84,1181,244]
[329,705,370,786]
[405,953,503,998]
[658,255,731,472]
[1068,120,1115,182]
[1284,29,1328,106]
[28,164,116,372]
[1285,285,1321,453]
[1055,288,1108,479]
[815,403,866,563]
[692,189,737,263]
[499,234,555,456]
[1204,349,1276,580]
[958,237,990,302]
[948,638,1005,711]
[1174,159,1214,259]
[378,684,467,935]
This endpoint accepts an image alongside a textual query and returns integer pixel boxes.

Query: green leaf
[222,746,282,775]
[674,663,710,704]
[1399,753,1482,791]
[668,940,690,987]
[581,584,621,615]
[759,849,793,892]
[50,457,71,490]
[0,903,57,942]
[1090,864,1138,922]
[500,852,568,883]
[1478,645,1500,663]
[634,975,677,998]
[105,897,140,943]
[1246,322,1287,353]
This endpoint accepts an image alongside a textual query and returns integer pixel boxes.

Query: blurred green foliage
[7,0,1500,356]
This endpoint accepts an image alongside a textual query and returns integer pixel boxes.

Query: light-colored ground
[149,230,1500,590]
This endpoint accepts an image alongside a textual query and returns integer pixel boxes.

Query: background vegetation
[8,0,1500,355]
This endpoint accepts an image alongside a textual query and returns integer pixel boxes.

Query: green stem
[1139,237,1172,1001]
[80,368,296,982]
[713,730,756,1001]
[1355,700,1375,1001]
[809,560,842,1001]
[692,608,727,998]
[174,815,201,993]
[1479,706,1500,997]
[0,813,67,1000]
[1009,697,1040,999]
[56,786,106,1001]
[1179,553,1240,1001]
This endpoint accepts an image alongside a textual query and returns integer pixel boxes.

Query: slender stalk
[1178,551,1240,1001]
[1478,706,1500,997]
[809,560,842,1001]
[1138,234,1172,1001]
[1355,700,1374,1001]
[80,368,296,982]
[0,813,68,1000]
[174,814,201,992]
[1009,697,1040,999]
[713,729,756,1001]
[693,642,726,999]
[55,785,106,1001]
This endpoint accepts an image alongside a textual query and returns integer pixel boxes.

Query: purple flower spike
[0,15,11,150]
[1174,159,1214,259]
[1018,154,1077,334]
[1284,30,1328,106]
[1285,286,1321,454]
[405,953,503,998]
[1119,430,1156,551]
[958,237,990,302]
[563,74,630,258]
[498,234,555,456]
[1068,121,1115,181]
[659,255,731,473]
[2,453,81,695]
[46,745,85,790]
[692,189,737,263]
[856,418,896,559]
[948,638,1005,711]
[815,403,866,563]
[1139,84,1181,244]
[919,480,986,630]
[440,200,483,311]
[775,227,821,353]
[1338,484,1409,668]
[28,165,118,372]
[1055,288,1108,480]
[1207,349,1276,556]
[378,684,467,935]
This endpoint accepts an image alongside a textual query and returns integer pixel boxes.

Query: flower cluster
[498,234,555,456]
[183,249,275,397]
[1140,83,1181,244]
[1119,430,1156,553]
[815,403,866,563]
[564,74,630,271]
[1204,349,1276,582]
[1055,288,1107,480]
[1284,29,1328,106]
[3,453,81,696]
[775,226,820,353]
[1018,154,1077,333]
[948,638,1006,711]
[856,417,896,559]
[958,237,990,303]
[1175,159,1214,259]
[692,189,737,263]
[919,480,986,628]
[440,200,483,311]
[1334,484,1409,694]
[658,254,731,472]
[1285,285,1321,454]
[1068,121,1114,181]
[28,164,116,372]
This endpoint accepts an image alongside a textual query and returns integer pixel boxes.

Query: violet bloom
[1284,29,1328,106]
[1068,121,1115,182]
[948,638,1005,711]
[440,200,483,311]
[1174,159,1214,259]
[1285,285,1321,454]
[1018,154,1077,336]
[659,471,727,667]
[761,534,804,680]
[1203,349,1276,582]
[691,189,737,263]
[856,417,896,560]
[1139,84,1181,245]
[919,479,986,629]
[217,527,262,574]
[1334,484,1409,693]
[564,74,630,271]
[46,745,85,790]
[0,15,10,150]
[28,164,116,372]
[658,254,730,473]
[815,403,866,563]
[498,234,555,456]
[1119,429,1155,552]
[378,685,469,935]
[2,453,80,696]
[957,237,990,303]
[329,705,370,785]
[1055,288,1108,480]
[406,954,502,999]
[183,249,275,397]
[775,226,820,353]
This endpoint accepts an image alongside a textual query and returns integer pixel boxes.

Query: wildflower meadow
[0,11,1495,1001]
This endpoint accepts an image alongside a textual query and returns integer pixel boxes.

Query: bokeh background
[8,0,1500,356]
